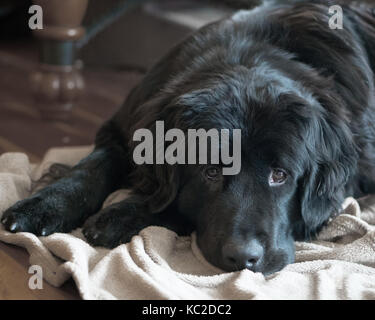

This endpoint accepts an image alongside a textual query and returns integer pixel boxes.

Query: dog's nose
[222,239,263,271]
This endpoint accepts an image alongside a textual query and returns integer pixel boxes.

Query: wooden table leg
[30,0,89,121]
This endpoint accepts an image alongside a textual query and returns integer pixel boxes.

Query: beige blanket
[1,146,375,300]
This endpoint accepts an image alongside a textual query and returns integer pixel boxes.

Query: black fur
[2,1,375,275]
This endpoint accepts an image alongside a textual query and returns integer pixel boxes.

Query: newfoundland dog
[2,0,375,275]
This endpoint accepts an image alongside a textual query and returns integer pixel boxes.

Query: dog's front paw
[82,203,149,248]
[1,194,68,236]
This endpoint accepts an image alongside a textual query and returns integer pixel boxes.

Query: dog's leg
[1,146,126,236]
[82,196,150,248]
[83,196,194,248]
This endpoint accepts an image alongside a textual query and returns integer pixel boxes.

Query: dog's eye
[204,166,221,180]
[269,168,287,186]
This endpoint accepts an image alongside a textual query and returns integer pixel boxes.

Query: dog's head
[130,53,358,275]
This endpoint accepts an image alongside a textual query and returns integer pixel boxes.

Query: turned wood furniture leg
[31,0,89,120]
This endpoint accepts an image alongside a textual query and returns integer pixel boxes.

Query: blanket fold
[1,147,375,299]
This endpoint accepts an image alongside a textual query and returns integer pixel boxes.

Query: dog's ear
[129,95,184,214]
[147,164,179,213]
[131,152,180,214]
[300,162,345,238]
[299,114,358,237]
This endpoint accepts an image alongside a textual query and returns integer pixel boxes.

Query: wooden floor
[0,41,142,161]
[0,39,143,299]
[0,242,80,300]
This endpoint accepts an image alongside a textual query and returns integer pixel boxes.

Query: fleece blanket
[1,146,375,300]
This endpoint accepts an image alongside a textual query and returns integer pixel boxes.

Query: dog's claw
[9,222,18,232]
[40,229,47,236]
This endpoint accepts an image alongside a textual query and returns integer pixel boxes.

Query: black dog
[2,1,375,275]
